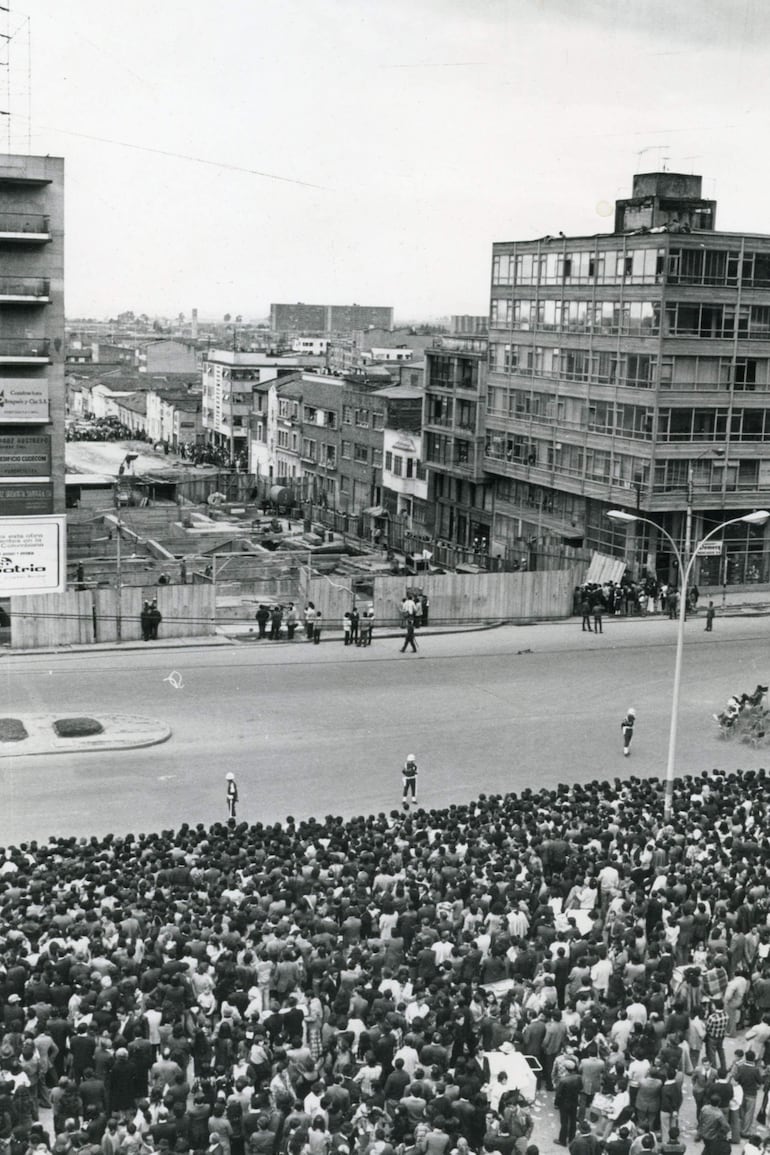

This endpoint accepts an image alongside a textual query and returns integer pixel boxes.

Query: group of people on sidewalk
[5,768,770,1155]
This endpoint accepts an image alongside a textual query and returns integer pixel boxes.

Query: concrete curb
[0,713,172,758]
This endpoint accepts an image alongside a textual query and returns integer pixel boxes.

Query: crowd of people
[575,581,700,623]
[4,767,770,1155]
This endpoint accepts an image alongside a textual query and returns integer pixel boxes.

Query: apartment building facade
[201,350,300,463]
[485,171,770,584]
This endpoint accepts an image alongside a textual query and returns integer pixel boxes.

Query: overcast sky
[9,0,770,322]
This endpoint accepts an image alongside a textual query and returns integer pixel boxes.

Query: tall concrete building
[270,302,394,335]
[485,171,770,585]
[202,350,300,463]
[0,155,64,518]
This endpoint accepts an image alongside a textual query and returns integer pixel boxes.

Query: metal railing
[0,276,50,297]
[0,337,50,358]
[0,212,50,234]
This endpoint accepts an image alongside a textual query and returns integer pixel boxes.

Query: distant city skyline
[10,0,770,320]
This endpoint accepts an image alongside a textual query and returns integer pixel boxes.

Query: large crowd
[2,768,770,1155]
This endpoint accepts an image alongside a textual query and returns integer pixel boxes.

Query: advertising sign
[0,379,49,423]
[0,434,51,477]
[0,482,54,515]
[0,515,66,594]
[696,540,723,556]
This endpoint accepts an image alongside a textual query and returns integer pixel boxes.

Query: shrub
[53,717,104,738]
[0,718,28,742]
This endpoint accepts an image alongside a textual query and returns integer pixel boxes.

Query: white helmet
[627,708,636,716]
[407,754,416,761]
[226,772,235,780]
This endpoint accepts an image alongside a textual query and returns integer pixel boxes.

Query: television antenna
[0,3,32,153]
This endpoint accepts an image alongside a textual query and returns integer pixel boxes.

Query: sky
[7,0,770,322]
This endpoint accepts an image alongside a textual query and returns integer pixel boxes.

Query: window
[340,474,350,495]
[393,455,403,476]
[342,405,353,424]
[416,460,426,480]
[355,408,369,427]
[301,438,316,460]
[373,412,384,430]
[341,440,351,458]
[325,446,337,468]
[406,457,414,479]
[304,406,317,423]
[354,443,368,463]
[491,298,513,326]
[372,448,382,467]
[385,451,393,470]
[325,410,336,428]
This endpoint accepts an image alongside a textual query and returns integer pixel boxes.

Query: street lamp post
[607,507,770,821]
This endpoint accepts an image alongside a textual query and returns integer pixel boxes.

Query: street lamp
[607,506,770,821]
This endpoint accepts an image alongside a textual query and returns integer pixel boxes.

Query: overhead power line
[36,124,331,191]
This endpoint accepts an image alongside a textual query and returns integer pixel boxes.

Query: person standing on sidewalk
[402,754,418,805]
[313,607,323,645]
[705,601,716,631]
[580,595,593,632]
[621,708,636,757]
[226,773,238,820]
[592,599,604,635]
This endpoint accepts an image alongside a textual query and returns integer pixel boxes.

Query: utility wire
[36,124,331,191]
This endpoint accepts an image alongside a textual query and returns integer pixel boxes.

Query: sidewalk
[1,589,768,657]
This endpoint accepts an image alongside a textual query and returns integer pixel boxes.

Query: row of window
[491,298,660,335]
[492,246,770,290]
[486,389,655,440]
[303,406,337,428]
[340,405,385,429]
[428,355,480,391]
[489,344,656,386]
[484,435,644,487]
[424,432,475,468]
[658,406,770,442]
[664,302,770,339]
[492,248,665,286]
[493,478,585,522]
[383,451,427,480]
[654,458,759,491]
[489,345,769,391]
[425,396,478,430]
[431,473,492,510]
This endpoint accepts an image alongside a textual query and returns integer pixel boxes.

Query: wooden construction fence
[11,583,215,648]
[300,568,579,626]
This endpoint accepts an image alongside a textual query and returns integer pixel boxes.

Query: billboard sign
[0,379,49,423]
[0,515,66,594]
[0,482,54,515]
[0,434,51,476]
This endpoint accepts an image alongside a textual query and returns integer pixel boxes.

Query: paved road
[0,614,768,842]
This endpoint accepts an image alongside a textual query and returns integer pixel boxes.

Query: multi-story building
[422,337,493,553]
[201,350,300,463]
[451,314,488,336]
[485,171,770,584]
[0,155,65,533]
[381,424,428,535]
[270,302,393,336]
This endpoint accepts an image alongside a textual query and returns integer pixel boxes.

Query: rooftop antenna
[682,154,703,174]
[662,155,670,172]
[635,144,670,173]
[0,4,33,153]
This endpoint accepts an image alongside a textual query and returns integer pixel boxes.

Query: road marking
[164,670,184,689]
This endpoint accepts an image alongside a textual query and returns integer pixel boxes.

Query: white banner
[0,515,66,595]
[0,379,49,423]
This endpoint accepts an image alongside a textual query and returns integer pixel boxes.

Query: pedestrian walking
[313,608,323,645]
[705,601,716,631]
[225,773,238,820]
[621,707,636,757]
[402,754,418,805]
[580,596,593,632]
[592,600,604,634]
[400,616,418,653]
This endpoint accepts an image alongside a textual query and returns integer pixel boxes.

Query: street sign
[696,540,723,556]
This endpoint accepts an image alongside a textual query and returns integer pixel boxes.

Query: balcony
[0,276,50,303]
[0,213,51,243]
[0,337,50,363]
